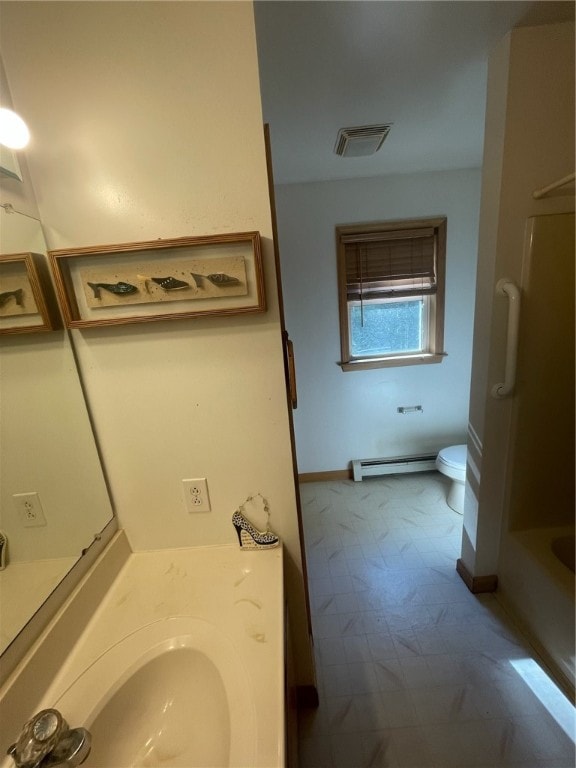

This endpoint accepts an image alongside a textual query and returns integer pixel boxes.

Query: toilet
[435,444,467,514]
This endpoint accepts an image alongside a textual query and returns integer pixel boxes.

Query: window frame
[336,216,447,371]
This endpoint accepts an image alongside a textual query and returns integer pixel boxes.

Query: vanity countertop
[1,538,285,768]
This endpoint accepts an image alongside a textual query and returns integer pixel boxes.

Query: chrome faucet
[7,709,91,768]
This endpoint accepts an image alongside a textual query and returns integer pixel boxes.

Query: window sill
[338,352,446,371]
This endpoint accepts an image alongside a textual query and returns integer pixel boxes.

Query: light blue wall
[275,168,481,473]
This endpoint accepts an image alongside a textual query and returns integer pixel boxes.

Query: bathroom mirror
[0,204,115,657]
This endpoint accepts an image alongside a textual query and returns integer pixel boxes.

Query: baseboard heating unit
[352,453,438,481]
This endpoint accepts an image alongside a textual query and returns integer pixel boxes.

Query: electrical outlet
[182,478,210,513]
[13,492,47,528]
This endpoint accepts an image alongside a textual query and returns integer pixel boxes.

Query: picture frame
[0,252,61,334]
[48,231,266,328]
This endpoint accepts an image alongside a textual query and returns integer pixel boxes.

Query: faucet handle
[41,729,91,768]
[7,710,68,768]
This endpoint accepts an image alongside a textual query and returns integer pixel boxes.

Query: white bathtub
[498,525,575,694]
[0,542,285,768]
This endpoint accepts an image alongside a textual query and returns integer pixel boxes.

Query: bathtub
[512,525,575,587]
[0,542,285,768]
[498,525,575,695]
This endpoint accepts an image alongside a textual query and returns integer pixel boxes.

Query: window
[337,217,446,370]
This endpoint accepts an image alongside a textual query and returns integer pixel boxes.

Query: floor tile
[298,474,575,768]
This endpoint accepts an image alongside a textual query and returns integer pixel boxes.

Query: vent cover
[334,124,392,157]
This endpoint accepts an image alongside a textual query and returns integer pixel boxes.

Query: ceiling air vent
[334,124,392,157]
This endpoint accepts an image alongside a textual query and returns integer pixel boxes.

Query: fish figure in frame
[87,281,138,299]
[137,275,192,292]
[0,288,24,308]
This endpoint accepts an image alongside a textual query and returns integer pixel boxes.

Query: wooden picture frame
[48,231,266,328]
[0,252,61,334]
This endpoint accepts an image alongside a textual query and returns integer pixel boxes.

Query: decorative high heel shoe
[0,288,24,308]
[137,275,192,291]
[190,272,240,287]
[232,494,279,550]
[206,273,240,286]
[87,281,138,299]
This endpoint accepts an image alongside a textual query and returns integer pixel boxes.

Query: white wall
[1,1,315,687]
[275,169,481,473]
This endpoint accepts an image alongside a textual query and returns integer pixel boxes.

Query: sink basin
[52,618,256,768]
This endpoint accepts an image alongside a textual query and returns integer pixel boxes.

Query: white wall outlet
[182,478,210,513]
[13,492,47,528]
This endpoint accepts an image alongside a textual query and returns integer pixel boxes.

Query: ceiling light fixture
[0,108,30,150]
[334,124,392,157]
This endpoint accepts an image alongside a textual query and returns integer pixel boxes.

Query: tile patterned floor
[298,473,575,768]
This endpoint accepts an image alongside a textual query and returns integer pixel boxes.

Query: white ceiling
[255,1,574,185]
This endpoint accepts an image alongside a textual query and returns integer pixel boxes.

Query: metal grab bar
[491,278,521,399]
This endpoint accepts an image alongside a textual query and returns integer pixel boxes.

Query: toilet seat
[436,444,467,483]
[437,444,466,470]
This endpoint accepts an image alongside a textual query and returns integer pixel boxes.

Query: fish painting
[0,288,24,308]
[87,282,138,299]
